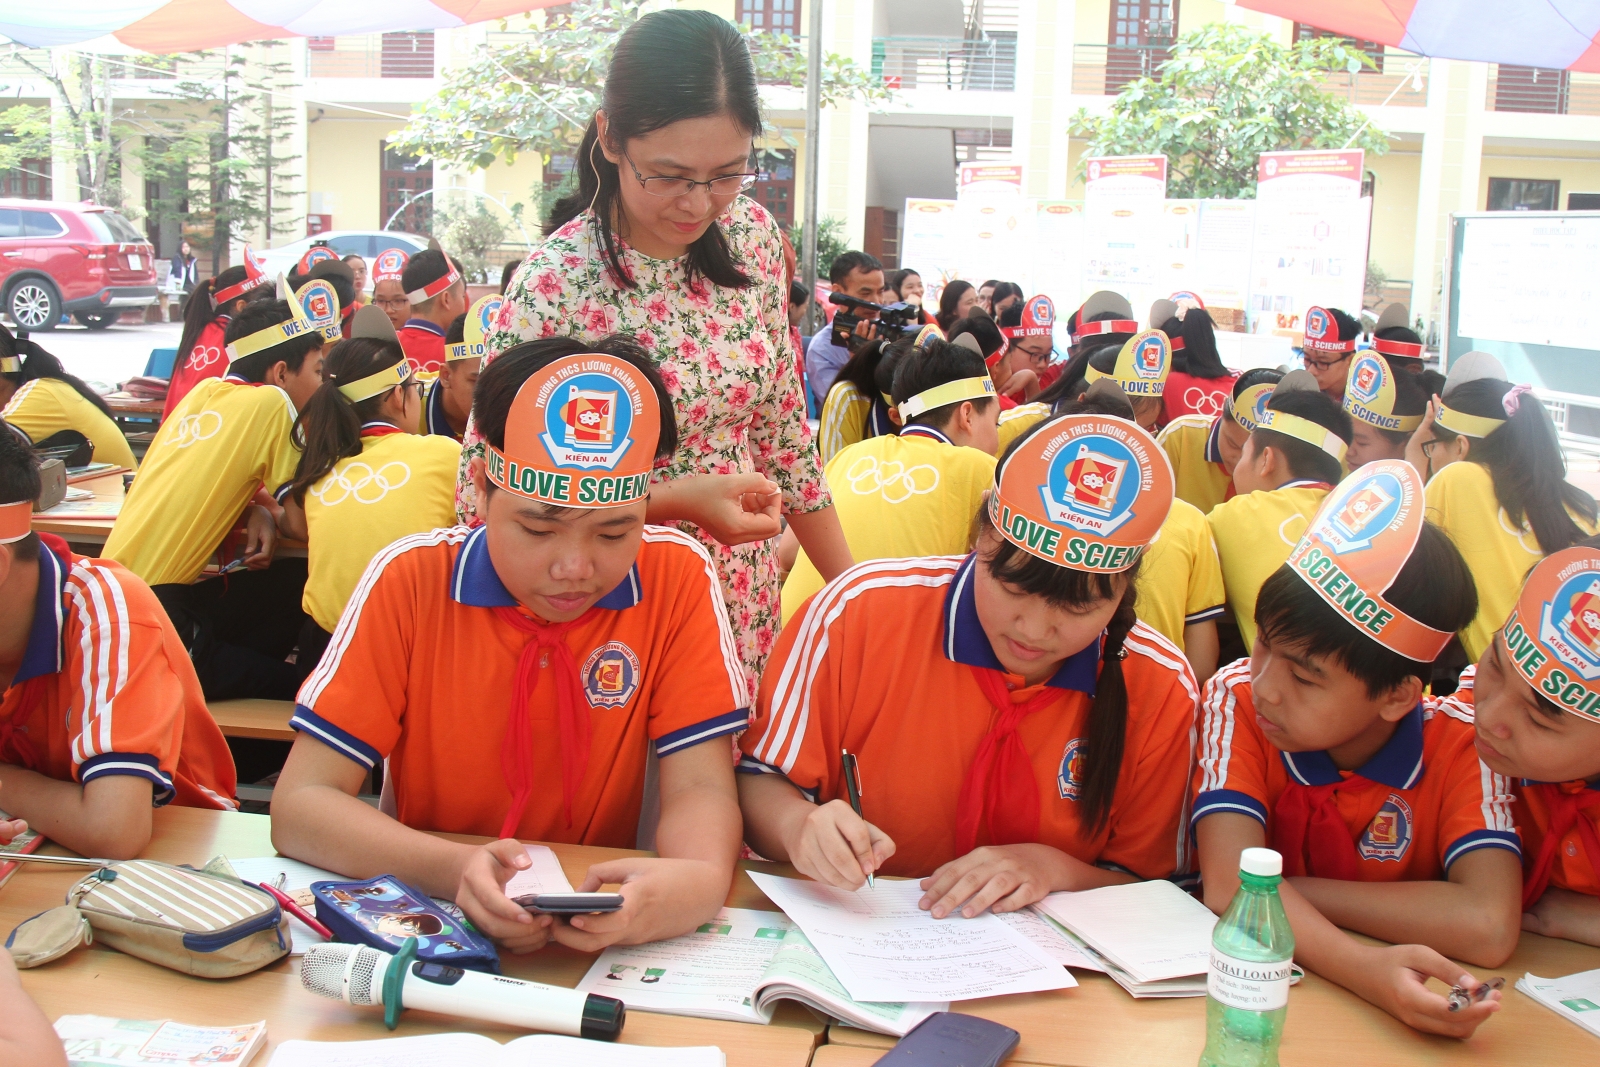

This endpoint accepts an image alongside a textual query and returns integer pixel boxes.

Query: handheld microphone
[300,941,625,1041]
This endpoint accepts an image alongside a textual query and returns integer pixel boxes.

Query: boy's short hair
[1254,521,1477,696]
[828,251,883,286]
[1253,389,1352,485]
[1226,368,1285,424]
[473,334,679,464]
[222,301,324,383]
[445,313,467,346]
[0,421,41,562]
[891,337,995,430]
[401,249,461,313]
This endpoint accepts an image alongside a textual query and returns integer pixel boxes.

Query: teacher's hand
[650,473,782,546]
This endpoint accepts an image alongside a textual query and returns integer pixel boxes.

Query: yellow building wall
[1476,151,1600,210]
[1367,146,1421,281]
[306,116,407,234]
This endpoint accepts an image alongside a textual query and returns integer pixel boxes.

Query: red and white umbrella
[1,0,562,53]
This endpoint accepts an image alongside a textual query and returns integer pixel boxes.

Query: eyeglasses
[623,152,758,198]
[1419,439,1445,458]
[1302,352,1351,372]
[373,296,409,310]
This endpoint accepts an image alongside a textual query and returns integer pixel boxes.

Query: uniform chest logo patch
[1357,793,1413,862]
[582,641,641,708]
[1057,737,1088,801]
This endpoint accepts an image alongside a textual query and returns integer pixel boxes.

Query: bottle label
[1208,949,1292,1011]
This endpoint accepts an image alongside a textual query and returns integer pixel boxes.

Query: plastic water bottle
[1198,847,1296,1067]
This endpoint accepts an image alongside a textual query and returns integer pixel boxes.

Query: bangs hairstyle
[972,416,1145,833]
[1252,388,1351,485]
[473,334,679,464]
[0,421,41,562]
[1432,377,1597,555]
[1254,521,1477,696]
[223,301,325,382]
[549,9,761,292]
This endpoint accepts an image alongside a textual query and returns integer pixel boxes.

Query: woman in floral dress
[456,10,852,699]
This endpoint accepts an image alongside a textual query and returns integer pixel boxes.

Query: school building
[3,0,1599,335]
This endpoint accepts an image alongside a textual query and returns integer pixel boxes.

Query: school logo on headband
[372,248,409,281]
[990,414,1173,572]
[1502,547,1600,722]
[583,641,641,708]
[1170,291,1204,309]
[295,278,342,342]
[448,294,502,361]
[1306,307,1330,340]
[297,246,338,274]
[1343,354,1423,433]
[1132,334,1165,379]
[1230,382,1277,432]
[1349,355,1382,406]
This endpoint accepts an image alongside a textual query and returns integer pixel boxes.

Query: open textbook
[1517,968,1600,1038]
[1035,880,1218,997]
[577,907,942,1037]
[266,1033,722,1067]
[55,1015,266,1066]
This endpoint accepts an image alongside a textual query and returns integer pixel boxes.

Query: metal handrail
[871,35,1017,93]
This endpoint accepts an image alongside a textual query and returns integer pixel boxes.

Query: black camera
[828,293,918,349]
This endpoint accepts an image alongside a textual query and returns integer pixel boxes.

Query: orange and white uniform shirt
[290,523,749,845]
[740,554,1201,881]
[1193,659,1519,879]
[0,538,237,808]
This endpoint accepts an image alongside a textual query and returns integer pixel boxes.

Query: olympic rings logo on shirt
[1277,513,1308,547]
[171,411,224,448]
[1497,508,1542,556]
[1184,386,1226,418]
[310,461,412,506]
[185,345,224,371]
[843,455,940,504]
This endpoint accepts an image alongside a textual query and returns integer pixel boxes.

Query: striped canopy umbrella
[1237,0,1600,72]
[1,0,561,52]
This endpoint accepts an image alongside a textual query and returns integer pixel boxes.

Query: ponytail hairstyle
[1432,377,1598,553]
[176,265,250,369]
[936,280,974,333]
[548,9,760,291]
[286,337,409,505]
[2,331,115,419]
[832,336,893,402]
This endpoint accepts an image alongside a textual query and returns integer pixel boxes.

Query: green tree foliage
[391,1,890,172]
[1071,24,1391,199]
[787,214,848,280]
[0,52,129,207]
[434,195,517,282]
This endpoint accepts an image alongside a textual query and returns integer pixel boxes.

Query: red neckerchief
[1271,775,1378,879]
[1522,782,1600,910]
[955,667,1063,853]
[493,606,595,837]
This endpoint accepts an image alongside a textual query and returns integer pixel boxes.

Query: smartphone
[512,892,625,915]
[872,1012,1019,1067]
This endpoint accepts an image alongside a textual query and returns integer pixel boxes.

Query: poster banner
[958,163,1024,195]
[898,198,963,305]
[1248,149,1368,340]
[955,164,1030,294]
[1033,200,1085,349]
[1082,155,1169,319]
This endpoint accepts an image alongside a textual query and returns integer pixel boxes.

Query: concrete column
[1408,58,1488,331]
[819,0,873,248]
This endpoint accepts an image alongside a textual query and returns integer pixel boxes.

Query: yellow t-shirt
[1136,498,1225,650]
[996,401,1049,455]
[1207,482,1332,649]
[818,381,873,465]
[781,428,995,623]
[1424,460,1597,662]
[302,431,463,632]
[103,377,300,587]
[3,377,137,471]
[1158,414,1232,516]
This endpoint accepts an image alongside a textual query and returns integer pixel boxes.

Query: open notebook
[267,1033,722,1067]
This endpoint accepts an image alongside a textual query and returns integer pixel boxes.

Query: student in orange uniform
[1299,305,1361,402]
[1467,537,1600,947]
[271,336,747,953]
[1193,460,1516,1038]
[1157,369,1282,516]
[397,250,467,375]
[1340,350,1426,467]
[425,294,502,441]
[0,431,237,860]
[740,413,1200,917]
[370,248,411,333]
[165,249,272,420]
[1208,372,1353,650]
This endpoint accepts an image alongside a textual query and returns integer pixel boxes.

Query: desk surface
[6,808,819,1067]
[208,699,297,743]
[104,393,166,417]
[32,472,307,557]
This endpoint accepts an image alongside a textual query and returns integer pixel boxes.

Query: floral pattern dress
[456,196,831,701]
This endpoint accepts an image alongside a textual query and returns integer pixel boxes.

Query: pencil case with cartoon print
[310,874,500,973]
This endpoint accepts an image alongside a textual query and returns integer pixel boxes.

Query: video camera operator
[805,251,884,403]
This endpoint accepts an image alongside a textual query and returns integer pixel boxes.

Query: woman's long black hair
[1,329,114,419]
[286,337,409,505]
[175,265,252,371]
[936,280,974,333]
[547,9,761,291]
[1433,377,1597,554]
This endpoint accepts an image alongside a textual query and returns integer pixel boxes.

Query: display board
[1447,211,1600,395]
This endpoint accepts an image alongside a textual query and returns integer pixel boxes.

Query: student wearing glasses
[456,9,852,702]
[370,249,412,333]
[1299,305,1362,403]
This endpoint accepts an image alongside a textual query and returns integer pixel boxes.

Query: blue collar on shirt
[1204,415,1224,464]
[448,524,642,611]
[1279,704,1425,789]
[402,318,446,337]
[424,380,454,437]
[940,553,1100,693]
[866,397,897,439]
[13,544,67,686]
[900,425,953,444]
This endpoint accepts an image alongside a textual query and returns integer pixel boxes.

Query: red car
[0,198,157,331]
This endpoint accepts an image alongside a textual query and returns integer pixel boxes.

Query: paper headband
[1258,407,1349,463]
[1083,329,1171,397]
[1344,353,1423,433]
[1435,403,1505,438]
[407,260,462,305]
[0,353,18,374]
[1001,295,1056,340]
[1170,291,1204,309]
[913,323,946,348]
[1071,318,1139,345]
[212,246,269,307]
[1227,382,1278,432]
[297,246,339,275]
[372,247,409,282]
[225,275,336,364]
[899,376,997,420]
[447,294,503,362]
[0,498,31,544]
[1500,546,1600,723]
[295,278,345,343]
[338,359,411,402]
[989,414,1173,572]
[485,354,661,509]
[1286,461,1453,662]
[1302,306,1355,354]
[1373,335,1424,360]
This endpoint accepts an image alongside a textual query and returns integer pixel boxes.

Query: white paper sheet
[267,1033,723,1067]
[996,908,1104,972]
[1517,969,1600,1038]
[228,856,344,955]
[503,844,575,899]
[1035,880,1215,984]
[748,873,1075,1003]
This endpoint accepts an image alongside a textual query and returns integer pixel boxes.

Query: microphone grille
[346,945,384,1005]
[300,942,386,1006]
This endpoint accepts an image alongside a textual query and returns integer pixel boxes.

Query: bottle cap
[1240,847,1282,878]
[581,992,626,1040]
